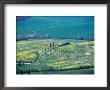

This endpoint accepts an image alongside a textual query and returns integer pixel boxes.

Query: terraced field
[16,39,94,74]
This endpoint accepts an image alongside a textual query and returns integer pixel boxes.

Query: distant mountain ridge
[16,16,31,21]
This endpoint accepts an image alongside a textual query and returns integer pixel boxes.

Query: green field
[16,39,94,74]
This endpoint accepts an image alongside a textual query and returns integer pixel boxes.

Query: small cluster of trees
[45,42,55,52]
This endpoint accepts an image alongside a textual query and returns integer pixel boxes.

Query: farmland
[16,39,94,74]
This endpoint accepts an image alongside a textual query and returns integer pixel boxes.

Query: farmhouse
[59,42,70,46]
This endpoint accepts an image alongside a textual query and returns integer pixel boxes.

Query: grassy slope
[16,39,94,74]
